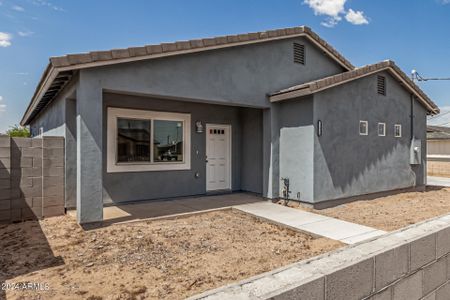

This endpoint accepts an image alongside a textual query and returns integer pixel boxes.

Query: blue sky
[1,0,450,133]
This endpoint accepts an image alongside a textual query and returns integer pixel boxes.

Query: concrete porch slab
[68,192,264,225]
[233,202,386,244]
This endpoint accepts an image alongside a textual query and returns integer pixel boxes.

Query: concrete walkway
[234,202,386,244]
[428,176,450,187]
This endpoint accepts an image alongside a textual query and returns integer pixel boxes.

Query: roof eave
[270,65,440,115]
[20,63,57,126]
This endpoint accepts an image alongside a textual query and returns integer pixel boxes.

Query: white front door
[206,124,231,191]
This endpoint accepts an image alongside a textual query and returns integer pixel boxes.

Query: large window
[107,107,191,173]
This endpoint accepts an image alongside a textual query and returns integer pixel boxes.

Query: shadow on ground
[426,185,448,191]
[0,220,64,299]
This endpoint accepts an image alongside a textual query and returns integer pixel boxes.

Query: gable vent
[293,43,305,65]
[377,75,386,95]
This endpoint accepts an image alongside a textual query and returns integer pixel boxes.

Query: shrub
[6,125,31,137]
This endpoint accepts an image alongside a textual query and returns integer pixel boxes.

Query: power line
[428,110,450,120]
[433,121,450,127]
[412,70,450,82]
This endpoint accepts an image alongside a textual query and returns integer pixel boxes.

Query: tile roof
[21,26,354,125]
[270,60,440,114]
[48,26,354,70]
[427,125,450,140]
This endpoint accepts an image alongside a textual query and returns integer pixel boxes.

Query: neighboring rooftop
[21,25,354,126]
[428,125,450,140]
[270,60,440,115]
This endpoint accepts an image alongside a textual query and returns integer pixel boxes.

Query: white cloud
[18,31,34,37]
[12,5,24,12]
[439,0,450,4]
[345,9,369,25]
[321,16,341,28]
[30,0,65,12]
[0,32,12,47]
[0,96,6,112]
[303,0,369,27]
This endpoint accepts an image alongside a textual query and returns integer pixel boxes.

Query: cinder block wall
[428,160,450,178]
[0,136,65,223]
[192,214,450,300]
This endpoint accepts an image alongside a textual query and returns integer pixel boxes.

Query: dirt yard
[298,187,450,231]
[0,209,341,300]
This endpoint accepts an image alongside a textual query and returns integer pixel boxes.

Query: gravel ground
[0,209,341,300]
[298,187,450,231]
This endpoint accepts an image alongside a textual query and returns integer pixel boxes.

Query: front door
[206,124,231,191]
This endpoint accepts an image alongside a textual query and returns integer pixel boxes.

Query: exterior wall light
[195,121,203,133]
[317,120,323,137]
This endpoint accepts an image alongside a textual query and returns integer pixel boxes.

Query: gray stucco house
[20,26,439,224]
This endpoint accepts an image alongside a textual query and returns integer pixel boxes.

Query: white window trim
[395,124,402,138]
[107,107,191,173]
[359,120,368,136]
[378,122,386,136]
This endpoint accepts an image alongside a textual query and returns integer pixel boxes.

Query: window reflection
[117,118,151,162]
[153,120,183,162]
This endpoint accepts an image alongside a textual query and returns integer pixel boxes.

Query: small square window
[395,124,402,137]
[378,123,386,136]
[359,121,368,135]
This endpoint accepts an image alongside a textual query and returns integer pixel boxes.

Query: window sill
[107,162,191,173]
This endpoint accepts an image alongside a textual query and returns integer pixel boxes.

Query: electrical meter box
[410,139,422,165]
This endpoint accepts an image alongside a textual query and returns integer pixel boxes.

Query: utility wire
[428,110,450,120]
[434,121,450,127]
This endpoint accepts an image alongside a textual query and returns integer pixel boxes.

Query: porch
[68,192,264,225]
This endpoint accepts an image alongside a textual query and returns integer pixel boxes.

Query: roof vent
[377,75,386,95]
[293,43,305,65]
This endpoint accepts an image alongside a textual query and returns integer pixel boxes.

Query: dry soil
[0,209,341,300]
[299,187,450,231]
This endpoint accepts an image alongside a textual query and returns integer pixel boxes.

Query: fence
[428,156,450,178]
[0,136,65,223]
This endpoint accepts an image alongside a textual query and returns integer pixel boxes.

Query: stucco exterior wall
[102,92,263,203]
[312,71,427,203]
[84,36,345,109]
[240,108,264,194]
[278,96,315,202]
[29,95,66,137]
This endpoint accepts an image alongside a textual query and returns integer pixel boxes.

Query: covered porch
[64,88,276,224]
